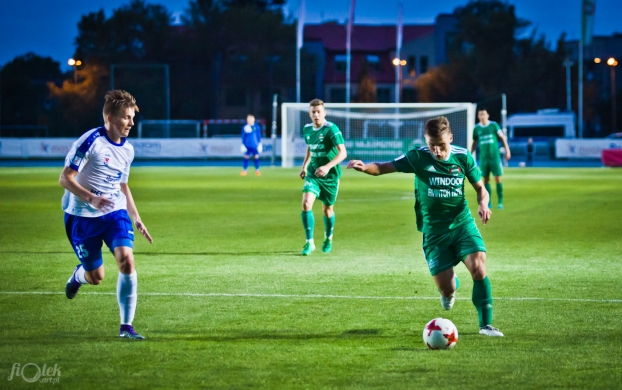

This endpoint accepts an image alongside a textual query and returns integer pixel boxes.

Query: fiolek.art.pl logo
[8,363,61,384]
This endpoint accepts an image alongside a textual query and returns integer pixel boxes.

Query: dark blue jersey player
[240,114,262,176]
[60,90,153,340]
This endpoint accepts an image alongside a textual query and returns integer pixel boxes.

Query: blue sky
[1,0,620,71]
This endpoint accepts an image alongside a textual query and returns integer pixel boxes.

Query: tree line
[0,0,615,137]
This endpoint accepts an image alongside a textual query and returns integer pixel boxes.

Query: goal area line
[1,291,620,304]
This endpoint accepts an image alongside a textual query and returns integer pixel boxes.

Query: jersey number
[75,244,89,259]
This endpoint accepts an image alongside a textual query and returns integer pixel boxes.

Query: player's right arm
[299,147,311,179]
[347,160,397,176]
[59,167,114,212]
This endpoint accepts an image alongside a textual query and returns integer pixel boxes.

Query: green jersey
[473,121,502,160]
[303,121,345,180]
[391,145,481,234]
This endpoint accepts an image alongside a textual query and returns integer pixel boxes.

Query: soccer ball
[423,318,458,350]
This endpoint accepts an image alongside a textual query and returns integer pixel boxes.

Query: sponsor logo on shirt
[104,172,123,183]
[429,176,464,186]
[450,165,462,175]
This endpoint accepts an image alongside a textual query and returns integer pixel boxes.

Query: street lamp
[607,57,618,132]
[68,58,82,83]
[392,58,407,103]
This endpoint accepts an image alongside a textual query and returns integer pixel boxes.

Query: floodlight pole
[563,59,574,111]
[578,38,584,138]
[271,93,278,166]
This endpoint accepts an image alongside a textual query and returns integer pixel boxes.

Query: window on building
[420,56,429,74]
[335,54,347,72]
[377,87,391,103]
[408,56,416,74]
[330,87,346,102]
[366,55,381,71]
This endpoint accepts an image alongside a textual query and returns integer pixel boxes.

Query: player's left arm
[471,180,491,225]
[497,129,511,160]
[315,144,347,178]
[120,183,153,243]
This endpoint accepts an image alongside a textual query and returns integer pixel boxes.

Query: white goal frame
[281,102,477,168]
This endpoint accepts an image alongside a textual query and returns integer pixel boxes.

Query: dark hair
[309,98,324,107]
[424,116,452,137]
[103,90,139,117]
[477,107,488,113]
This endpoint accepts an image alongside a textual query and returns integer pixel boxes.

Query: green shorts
[302,176,339,206]
[479,158,503,177]
[422,220,486,276]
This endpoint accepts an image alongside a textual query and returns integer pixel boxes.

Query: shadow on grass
[0,251,298,257]
[140,329,390,343]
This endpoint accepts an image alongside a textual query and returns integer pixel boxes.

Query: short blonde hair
[103,90,139,118]
[309,98,324,107]
[424,116,452,138]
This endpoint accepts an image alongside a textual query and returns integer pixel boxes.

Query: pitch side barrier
[0,138,282,159]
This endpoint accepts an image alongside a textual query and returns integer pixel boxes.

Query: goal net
[280,103,476,168]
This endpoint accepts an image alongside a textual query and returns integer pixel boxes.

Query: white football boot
[440,293,455,310]
[479,325,504,337]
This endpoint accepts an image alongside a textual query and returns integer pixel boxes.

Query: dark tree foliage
[416,0,566,116]
[75,0,172,63]
[0,53,63,131]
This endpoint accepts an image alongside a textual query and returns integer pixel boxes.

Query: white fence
[555,139,622,159]
[0,138,283,159]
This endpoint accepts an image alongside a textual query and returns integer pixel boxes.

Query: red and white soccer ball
[423,318,458,350]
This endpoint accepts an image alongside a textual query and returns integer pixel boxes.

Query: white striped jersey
[62,127,134,217]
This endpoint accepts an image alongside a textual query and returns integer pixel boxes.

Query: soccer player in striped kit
[60,90,152,340]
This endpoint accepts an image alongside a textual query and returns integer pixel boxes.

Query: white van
[506,109,576,158]
[507,109,576,139]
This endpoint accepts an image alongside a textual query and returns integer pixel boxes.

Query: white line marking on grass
[1,291,621,303]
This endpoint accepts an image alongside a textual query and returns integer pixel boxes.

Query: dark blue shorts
[64,209,134,271]
[244,147,259,156]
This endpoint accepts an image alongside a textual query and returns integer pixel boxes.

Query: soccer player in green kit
[299,99,347,256]
[347,116,503,336]
[470,108,511,209]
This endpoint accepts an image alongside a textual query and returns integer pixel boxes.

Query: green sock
[323,214,335,239]
[496,183,504,204]
[472,276,493,328]
[484,183,492,207]
[301,211,314,240]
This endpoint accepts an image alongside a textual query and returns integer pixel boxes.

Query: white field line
[0,291,621,303]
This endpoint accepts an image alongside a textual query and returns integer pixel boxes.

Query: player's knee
[87,272,104,285]
[471,256,487,279]
[302,200,313,211]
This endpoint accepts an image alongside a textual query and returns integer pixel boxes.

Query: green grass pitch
[1,166,621,389]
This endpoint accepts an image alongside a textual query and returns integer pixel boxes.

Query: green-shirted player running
[347,116,503,337]
[470,108,511,209]
[299,99,347,256]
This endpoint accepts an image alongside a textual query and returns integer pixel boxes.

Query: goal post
[281,103,476,168]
